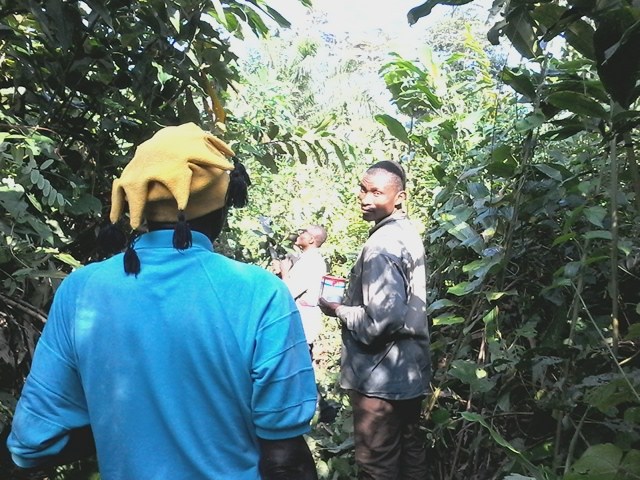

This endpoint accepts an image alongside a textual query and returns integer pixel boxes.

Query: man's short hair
[367,160,406,190]
[307,225,327,247]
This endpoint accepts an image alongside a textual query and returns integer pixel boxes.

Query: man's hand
[269,259,282,276]
[258,436,318,480]
[279,257,293,278]
[1,425,95,478]
[318,298,341,318]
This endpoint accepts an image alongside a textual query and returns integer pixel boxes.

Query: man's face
[358,170,405,223]
[295,229,313,248]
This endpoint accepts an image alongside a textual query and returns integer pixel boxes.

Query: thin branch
[608,136,620,356]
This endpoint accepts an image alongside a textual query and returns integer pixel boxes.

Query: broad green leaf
[565,19,597,60]
[447,221,484,253]
[482,307,498,325]
[562,261,581,278]
[329,140,346,167]
[462,257,501,280]
[584,231,612,240]
[594,10,640,107]
[499,68,536,100]
[601,17,640,63]
[459,166,484,181]
[564,443,623,480]
[84,0,114,28]
[448,280,480,296]
[533,3,596,60]
[504,7,538,59]
[486,291,517,301]
[552,232,576,246]
[0,189,28,219]
[533,163,563,181]
[626,323,640,340]
[450,361,495,393]
[491,144,516,162]
[488,19,507,46]
[153,62,173,85]
[407,0,474,25]
[515,111,546,132]
[625,407,640,424]
[432,165,447,183]
[541,125,585,141]
[54,253,82,269]
[374,114,411,145]
[294,144,307,165]
[211,0,229,28]
[433,313,465,326]
[619,449,640,479]
[584,377,639,413]
[467,182,489,199]
[259,4,293,29]
[584,205,607,228]
[546,91,608,118]
[426,298,460,314]
[441,205,474,223]
[431,408,450,425]
[486,160,517,178]
[66,194,102,216]
[40,159,54,170]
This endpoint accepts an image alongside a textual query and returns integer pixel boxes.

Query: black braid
[123,233,141,276]
[97,222,127,257]
[173,210,192,250]
[226,157,251,208]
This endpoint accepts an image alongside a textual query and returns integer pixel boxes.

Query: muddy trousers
[349,390,427,480]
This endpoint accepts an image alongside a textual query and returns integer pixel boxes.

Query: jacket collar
[134,229,214,251]
[369,210,406,236]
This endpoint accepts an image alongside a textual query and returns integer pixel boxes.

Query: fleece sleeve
[7,280,90,468]
[250,285,317,440]
[336,246,409,346]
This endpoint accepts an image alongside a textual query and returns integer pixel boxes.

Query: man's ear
[395,189,407,207]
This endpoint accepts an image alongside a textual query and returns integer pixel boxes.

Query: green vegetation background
[1,1,639,479]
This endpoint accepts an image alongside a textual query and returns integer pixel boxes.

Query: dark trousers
[349,390,427,480]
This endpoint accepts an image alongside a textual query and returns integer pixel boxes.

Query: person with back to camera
[272,225,328,357]
[319,160,431,480]
[4,123,319,479]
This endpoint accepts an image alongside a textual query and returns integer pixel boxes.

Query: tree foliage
[393,1,640,479]
[0,0,307,468]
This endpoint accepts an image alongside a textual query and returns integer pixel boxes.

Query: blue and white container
[320,275,347,303]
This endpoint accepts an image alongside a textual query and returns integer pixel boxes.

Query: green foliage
[565,444,640,480]
[2,1,640,479]
[394,1,640,478]
[413,0,640,109]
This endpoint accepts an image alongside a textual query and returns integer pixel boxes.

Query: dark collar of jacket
[369,210,407,236]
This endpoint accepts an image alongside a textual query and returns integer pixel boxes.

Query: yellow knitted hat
[110,123,235,230]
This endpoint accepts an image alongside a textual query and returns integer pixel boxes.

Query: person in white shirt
[273,225,328,355]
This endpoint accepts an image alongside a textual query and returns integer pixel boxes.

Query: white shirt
[283,249,327,344]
